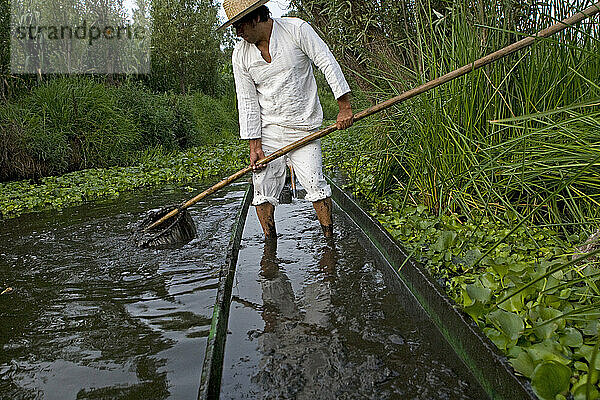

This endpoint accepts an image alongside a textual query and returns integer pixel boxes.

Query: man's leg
[313,197,333,238]
[286,134,333,238]
[256,202,277,239]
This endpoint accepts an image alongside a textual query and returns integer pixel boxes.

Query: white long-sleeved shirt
[232,17,351,140]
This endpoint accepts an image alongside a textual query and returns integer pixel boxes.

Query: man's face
[234,19,259,43]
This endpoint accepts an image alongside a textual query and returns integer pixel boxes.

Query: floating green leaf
[498,289,524,313]
[583,321,599,336]
[575,345,600,369]
[574,361,588,372]
[463,249,482,267]
[464,300,488,321]
[483,327,512,351]
[510,351,535,378]
[526,341,570,365]
[531,361,571,400]
[431,231,457,252]
[560,327,583,348]
[466,284,491,304]
[487,309,523,342]
[573,374,600,400]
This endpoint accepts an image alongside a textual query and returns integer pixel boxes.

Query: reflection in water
[221,199,482,400]
[254,239,341,399]
[254,238,417,399]
[0,183,248,399]
[259,239,336,332]
[259,238,301,330]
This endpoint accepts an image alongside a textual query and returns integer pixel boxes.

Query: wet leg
[313,197,333,238]
[256,202,276,239]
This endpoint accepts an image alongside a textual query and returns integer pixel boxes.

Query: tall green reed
[369,0,600,231]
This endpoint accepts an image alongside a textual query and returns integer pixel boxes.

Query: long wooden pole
[146,2,600,231]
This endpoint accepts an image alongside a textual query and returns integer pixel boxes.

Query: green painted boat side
[198,183,253,400]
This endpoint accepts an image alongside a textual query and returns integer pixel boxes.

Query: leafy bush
[0,103,46,180]
[0,77,240,182]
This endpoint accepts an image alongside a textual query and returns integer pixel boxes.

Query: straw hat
[218,0,270,31]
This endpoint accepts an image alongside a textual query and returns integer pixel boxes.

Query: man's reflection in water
[303,241,337,329]
[259,238,337,331]
[253,238,339,398]
[259,238,300,332]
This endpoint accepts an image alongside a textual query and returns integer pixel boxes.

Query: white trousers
[252,124,331,206]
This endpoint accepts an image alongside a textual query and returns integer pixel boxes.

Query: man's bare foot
[313,198,333,238]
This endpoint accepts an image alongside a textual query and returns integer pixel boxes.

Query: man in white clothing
[220,0,353,239]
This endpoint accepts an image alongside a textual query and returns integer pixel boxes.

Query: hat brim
[218,0,270,31]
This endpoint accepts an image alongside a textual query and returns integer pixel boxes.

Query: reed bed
[317,1,600,397]
[359,0,600,233]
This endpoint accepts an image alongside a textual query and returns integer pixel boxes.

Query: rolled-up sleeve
[232,49,262,140]
[297,21,350,100]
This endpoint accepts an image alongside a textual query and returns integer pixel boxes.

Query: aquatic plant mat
[327,178,536,399]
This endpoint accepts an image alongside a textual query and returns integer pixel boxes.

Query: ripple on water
[0,182,248,399]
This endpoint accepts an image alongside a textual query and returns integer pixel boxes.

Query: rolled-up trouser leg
[287,137,331,202]
[252,155,286,206]
[252,125,331,206]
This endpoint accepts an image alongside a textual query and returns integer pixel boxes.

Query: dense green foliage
[323,117,600,400]
[373,198,600,400]
[316,1,600,396]
[0,141,247,219]
[0,0,236,181]
[298,0,600,229]
[0,77,238,181]
[0,0,228,100]
[149,0,224,94]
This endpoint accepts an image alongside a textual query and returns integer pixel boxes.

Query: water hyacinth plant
[315,0,600,397]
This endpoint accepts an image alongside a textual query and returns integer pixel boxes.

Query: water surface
[0,182,248,399]
[1,181,488,399]
[221,198,486,399]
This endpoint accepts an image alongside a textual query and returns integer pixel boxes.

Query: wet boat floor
[220,197,485,399]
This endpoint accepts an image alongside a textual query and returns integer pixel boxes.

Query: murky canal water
[221,197,485,399]
[0,182,248,399]
[1,180,486,399]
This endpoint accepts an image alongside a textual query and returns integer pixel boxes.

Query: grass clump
[0,77,239,182]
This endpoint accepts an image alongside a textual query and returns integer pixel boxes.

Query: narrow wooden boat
[198,179,536,400]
